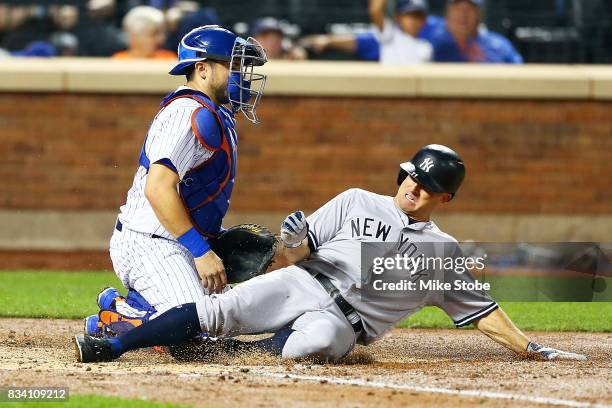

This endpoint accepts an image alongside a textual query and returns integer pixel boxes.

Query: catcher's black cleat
[74,334,116,363]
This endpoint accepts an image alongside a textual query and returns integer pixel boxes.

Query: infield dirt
[0,318,610,407]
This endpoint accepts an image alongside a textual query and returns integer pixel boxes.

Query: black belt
[313,273,364,334]
[115,220,163,239]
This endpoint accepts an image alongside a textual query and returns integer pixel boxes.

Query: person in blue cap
[424,0,523,63]
[251,17,306,60]
[300,0,437,63]
[368,0,433,64]
[80,25,268,339]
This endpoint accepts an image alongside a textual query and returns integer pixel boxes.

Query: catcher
[84,25,269,337]
[76,145,586,363]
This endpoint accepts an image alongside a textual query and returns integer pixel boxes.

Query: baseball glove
[209,224,278,284]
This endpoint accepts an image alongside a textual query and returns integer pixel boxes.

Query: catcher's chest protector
[140,89,238,237]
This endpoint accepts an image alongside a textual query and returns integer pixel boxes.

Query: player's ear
[440,193,452,203]
[194,61,208,80]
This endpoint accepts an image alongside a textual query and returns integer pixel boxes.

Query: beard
[208,62,230,105]
[215,85,229,105]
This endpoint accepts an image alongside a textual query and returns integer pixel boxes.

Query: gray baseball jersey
[301,188,497,345]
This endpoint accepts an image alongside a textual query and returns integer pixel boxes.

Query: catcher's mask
[169,25,268,124]
[227,36,267,123]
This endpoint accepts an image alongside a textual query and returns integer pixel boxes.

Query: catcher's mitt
[209,224,277,284]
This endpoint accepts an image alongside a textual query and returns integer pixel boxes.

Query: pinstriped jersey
[117,86,238,239]
[302,188,497,345]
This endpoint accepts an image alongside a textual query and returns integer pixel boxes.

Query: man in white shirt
[369,0,432,64]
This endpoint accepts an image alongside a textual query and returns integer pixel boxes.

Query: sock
[108,303,201,357]
[247,327,295,355]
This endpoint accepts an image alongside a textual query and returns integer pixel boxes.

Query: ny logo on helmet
[419,158,434,172]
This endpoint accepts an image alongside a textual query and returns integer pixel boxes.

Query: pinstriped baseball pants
[109,227,208,317]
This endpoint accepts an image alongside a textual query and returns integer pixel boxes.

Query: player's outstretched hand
[280,211,308,248]
[299,35,328,54]
[195,250,227,294]
[527,341,587,361]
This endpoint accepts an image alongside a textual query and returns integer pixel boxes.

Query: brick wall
[2,93,611,215]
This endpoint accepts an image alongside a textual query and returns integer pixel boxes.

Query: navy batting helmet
[169,25,268,123]
[397,144,465,197]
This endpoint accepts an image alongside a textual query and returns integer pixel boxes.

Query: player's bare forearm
[326,35,358,52]
[281,238,311,264]
[146,164,226,292]
[368,0,386,30]
[144,163,193,238]
[475,308,586,360]
[474,307,529,354]
[300,34,357,54]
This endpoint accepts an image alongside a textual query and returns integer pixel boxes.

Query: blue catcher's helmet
[169,25,268,123]
[169,25,236,75]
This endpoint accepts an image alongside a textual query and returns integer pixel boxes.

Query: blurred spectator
[368,0,432,64]
[0,5,31,38]
[0,4,79,56]
[0,4,26,43]
[75,0,123,56]
[48,5,79,56]
[50,32,79,56]
[251,17,306,60]
[112,6,175,59]
[50,5,79,32]
[1,5,54,51]
[425,0,522,63]
[301,0,434,63]
[164,1,220,52]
